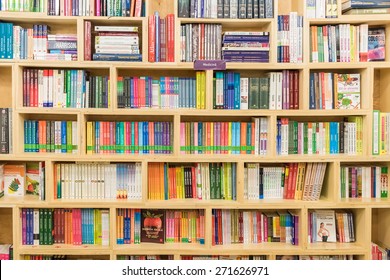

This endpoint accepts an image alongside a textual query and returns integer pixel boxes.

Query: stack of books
[371,242,390,260]
[87,24,142,61]
[342,0,390,15]
[222,31,270,62]
[44,34,78,60]
[0,244,13,260]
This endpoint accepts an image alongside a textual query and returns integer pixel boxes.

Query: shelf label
[194,60,226,70]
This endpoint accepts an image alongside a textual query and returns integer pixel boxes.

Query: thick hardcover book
[141,209,165,243]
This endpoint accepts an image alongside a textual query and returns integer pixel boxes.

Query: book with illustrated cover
[141,209,165,243]
[368,27,386,61]
[4,164,25,197]
[335,74,361,109]
[26,162,45,199]
[314,210,337,242]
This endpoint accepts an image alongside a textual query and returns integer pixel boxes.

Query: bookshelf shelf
[0,0,389,260]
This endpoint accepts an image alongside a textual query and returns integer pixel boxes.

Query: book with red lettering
[141,209,165,243]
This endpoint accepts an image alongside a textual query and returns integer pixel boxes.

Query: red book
[148,15,156,62]
[84,21,92,61]
[134,0,142,17]
[291,163,298,199]
[167,14,175,62]
[263,213,268,242]
[289,71,294,109]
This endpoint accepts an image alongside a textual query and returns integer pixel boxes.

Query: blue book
[138,121,143,154]
[155,12,160,62]
[277,119,281,154]
[61,121,67,153]
[5,23,13,59]
[198,122,203,154]
[144,121,148,154]
[92,53,142,61]
[234,73,240,109]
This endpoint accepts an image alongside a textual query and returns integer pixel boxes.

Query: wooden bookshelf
[0,0,390,260]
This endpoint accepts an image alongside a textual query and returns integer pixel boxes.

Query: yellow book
[325,122,330,154]
[196,72,201,109]
[350,25,355,62]
[201,72,206,109]
[86,122,93,155]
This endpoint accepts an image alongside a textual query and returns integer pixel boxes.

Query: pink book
[133,77,138,108]
[22,209,27,245]
[95,0,100,16]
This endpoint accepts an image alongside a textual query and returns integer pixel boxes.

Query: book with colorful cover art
[141,209,165,243]
[315,210,337,243]
[4,164,25,197]
[335,73,360,109]
[25,162,44,197]
[368,27,386,61]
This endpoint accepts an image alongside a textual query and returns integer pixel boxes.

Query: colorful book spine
[21,208,110,246]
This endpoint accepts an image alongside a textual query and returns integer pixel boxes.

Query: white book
[268,72,277,109]
[276,72,282,110]
[239,77,249,110]
[101,209,110,246]
[94,26,139,32]
[33,209,39,245]
[315,209,337,242]
[306,0,316,18]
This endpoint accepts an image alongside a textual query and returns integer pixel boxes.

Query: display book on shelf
[0,0,389,261]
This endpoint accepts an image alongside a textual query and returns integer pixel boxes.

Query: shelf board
[18,246,112,255]
[306,242,366,253]
[211,243,302,253]
[0,195,42,207]
[308,62,372,69]
[114,243,206,251]
[16,108,112,114]
[309,15,390,25]
[338,198,390,207]
[276,109,370,117]
[242,199,336,208]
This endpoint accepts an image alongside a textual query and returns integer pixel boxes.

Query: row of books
[117,73,206,109]
[244,162,327,201]
[212,209,299,245]
[0,162,45,200]
[0,244,13,260]
[306,0,338,18]
[21,208,110,246]
[116,209,205,244]
[372,111,390,156]
[0,108,12,154]
[148,13,175,62]
[371,242,390,260]
[0,23,77,60]
[180,118,268,155]
[310,24,385,63]
[0,0,43,12]
[276,255,355,260]
[342,0,390,14]
[213,71,299,110]
[308,210,355,243]
[85,24,142,61]
[54,163,142,200]
[47,0,145,16]
[117,255,174,260]
[180,23,222,62]
[276,117,363,155]
[177,0,274,19]
[222,31,270,62]
[86,121,173,154]
[309,72,360,110]
[24,120,78,153]
[340,166,389,199]
[23,69,109,108]
[148,162,237,201]
[182,255,267,260]
[277,13,303,63]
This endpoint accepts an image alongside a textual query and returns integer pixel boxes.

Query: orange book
[38,120,46,153]
[311,26,318,62]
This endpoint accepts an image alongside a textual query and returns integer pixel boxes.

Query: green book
[259,77,270,109]
[249,77,260,109]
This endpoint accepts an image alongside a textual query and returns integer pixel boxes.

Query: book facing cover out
[315,210,337,243]
[141,209,165,243]
[335,73,361,109]
[368,27,386,62]
[4,164,25,197]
